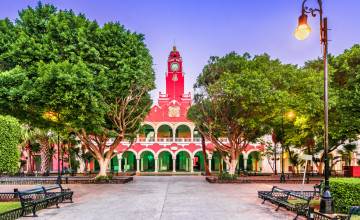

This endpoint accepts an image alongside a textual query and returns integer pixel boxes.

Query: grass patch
[0,202,21,213]
[288,199,320,206]
[351,216,360,220]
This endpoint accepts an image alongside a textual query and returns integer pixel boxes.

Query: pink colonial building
[87,47,266,173]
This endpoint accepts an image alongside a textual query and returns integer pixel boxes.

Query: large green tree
[0,115,21,174]
[0,3,155,176]
[188,52,295,174]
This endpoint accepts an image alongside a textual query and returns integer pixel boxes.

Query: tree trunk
[228,159,237,175]
[97,158,109,176]
[201,134,211,176]
[219,160,223,173]
[39,138,51,174]
[25,147,34,175]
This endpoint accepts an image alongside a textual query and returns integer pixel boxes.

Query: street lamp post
[46,111,62,184]
[280,114,286,183]
[294,0,333,214]
[280,111,295,183]
[57,131,61,184]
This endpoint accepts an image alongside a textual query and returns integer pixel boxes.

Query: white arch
[122,148,138,159]
[156,148,175,159]
[175,148,193,159]
[174,122,194,131]
[193,148,211,159]
[244,148,262,158]
[156,122,175,131]
[138,148,157,159]
[142,122,156,130]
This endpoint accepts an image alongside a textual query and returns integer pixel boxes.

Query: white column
[155,132,158,142]
[173,128,176,142]
[118,159,122,172]
[186,158,189,172]
[244,157,248,171]
[191,129,194,142]
[191,158,194,172]
[141,157,144,171]
[124,158,128,172]
[155,158,158,173]
[172,159,176,172]
[208,159,212,172]
[136,159,140,173]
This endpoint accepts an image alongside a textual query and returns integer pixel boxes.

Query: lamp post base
[280,173,286,183]
[56,175,62,184]
[320,189,334,214]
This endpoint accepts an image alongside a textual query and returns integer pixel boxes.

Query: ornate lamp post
[45,111,62,184]
[294,0,333,214]
[280,111,295,183]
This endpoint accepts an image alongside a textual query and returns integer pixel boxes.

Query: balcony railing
[122,137,229,144]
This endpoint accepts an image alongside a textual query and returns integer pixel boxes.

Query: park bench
[349,206,360,215]
[259,186,312,220]
[17,184,73,217]
[42,184,73,203]
[17,187,59,217]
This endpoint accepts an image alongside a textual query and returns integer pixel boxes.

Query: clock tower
[166,46,184,101]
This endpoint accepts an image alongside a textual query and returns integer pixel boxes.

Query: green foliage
[95,175,114,183]
[0,115,21,174]
[217,173,238,180]
[0,3,155,175]
[326,178,360,213]
[188,52,298,173]
[0,2,155,134]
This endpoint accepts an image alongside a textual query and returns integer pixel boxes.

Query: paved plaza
[1,176,314,220]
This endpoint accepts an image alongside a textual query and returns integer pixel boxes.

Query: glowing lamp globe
[294,14,311,40]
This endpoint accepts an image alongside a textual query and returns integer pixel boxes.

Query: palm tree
[61,133,81,173]
[337,143,357,166]
[80,145,94,173]
[20,125,35,175]
[212,149,224,173]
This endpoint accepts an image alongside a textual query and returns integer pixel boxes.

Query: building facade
[86,46,266,173]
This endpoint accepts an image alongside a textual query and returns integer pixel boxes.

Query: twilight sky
[1,0,360,103]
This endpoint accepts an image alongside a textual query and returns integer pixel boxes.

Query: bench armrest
[45,192,57,198]
[62,188,72,193]
[295,203,309,210]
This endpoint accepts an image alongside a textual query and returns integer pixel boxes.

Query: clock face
[170,62,179,71]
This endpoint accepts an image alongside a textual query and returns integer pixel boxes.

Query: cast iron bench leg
[262,198,267,204]
[275,203,282,211]
[32,203,38,217]
[293,212,299,220]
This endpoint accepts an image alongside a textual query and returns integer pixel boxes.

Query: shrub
[94,175,114,183]
[325,178,360,213]
[0,115,20,174]
[217,173,238,180]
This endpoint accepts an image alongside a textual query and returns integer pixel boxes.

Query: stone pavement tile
[15,176,313,219]
[160,211,292,220]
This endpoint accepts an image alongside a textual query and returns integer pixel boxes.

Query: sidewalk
[10,176,315,220]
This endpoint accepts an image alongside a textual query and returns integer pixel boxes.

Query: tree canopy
[188,52,299,174]
[0,2,155,176]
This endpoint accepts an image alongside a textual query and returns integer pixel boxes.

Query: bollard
[14,189,18,198]
[66,177,68,184]
[308,207,315,220]
[306,175,310,184]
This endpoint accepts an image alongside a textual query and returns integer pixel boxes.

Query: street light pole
[294,0,333,214]
[280,114,285,183]
[57,132,61,184]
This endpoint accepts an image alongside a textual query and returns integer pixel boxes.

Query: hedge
[0,115,20,174]
[328,178,360,213]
